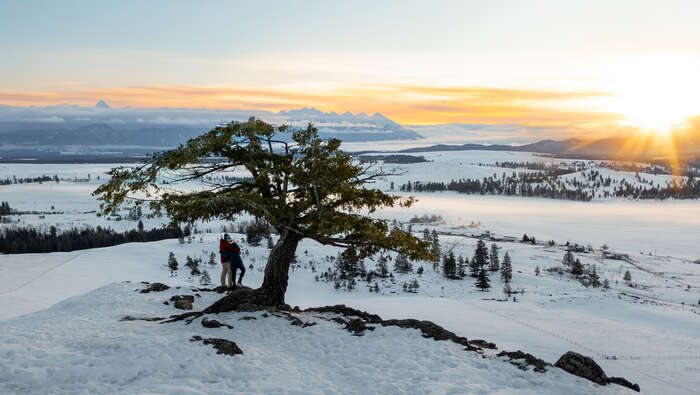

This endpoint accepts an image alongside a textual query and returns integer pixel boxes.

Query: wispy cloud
[0,84,621,129]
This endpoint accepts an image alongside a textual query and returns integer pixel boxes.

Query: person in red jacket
[219,234,241,288]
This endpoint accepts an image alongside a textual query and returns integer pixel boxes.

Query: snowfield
[2,151,700,394]
[0,282,629,395]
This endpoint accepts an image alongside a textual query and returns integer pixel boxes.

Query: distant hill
[0,104,422,147]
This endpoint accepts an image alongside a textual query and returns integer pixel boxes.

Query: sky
[1,0,700,136]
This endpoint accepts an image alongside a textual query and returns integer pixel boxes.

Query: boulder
[170,295,195,310]
[190,336,242,356]
[554,351,608,385]
[554,351,640,391]
[201,318,233,329]
[468,339,497,349]
[140,283,170,293]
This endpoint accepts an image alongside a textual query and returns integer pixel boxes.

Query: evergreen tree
[94,118,433,306]
[200,270,212,285]
[500,252,513,283]
[473,239,489,269]
[602,278,610,289]
[442,251,457,279]
[489,243,500,271]
[457,255,466,278]
[469,256,480,278]
[623,270,632,282]
[475,268,490,291]
[430,230,441,269]
[562,250,575,267]
[394,253,413,274]
[534,266,540,276]
[167,252,178,272]
[185,255,201,275]
[571,258,584,275]
[589,265,601,287]
[416,265,424,275]
[375,254,390,277]
[208,252,217,266]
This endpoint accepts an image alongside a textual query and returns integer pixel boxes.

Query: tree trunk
[257,229,302,306]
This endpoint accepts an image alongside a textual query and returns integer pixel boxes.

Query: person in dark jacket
[228,237,246,287]
[219,234,240,288]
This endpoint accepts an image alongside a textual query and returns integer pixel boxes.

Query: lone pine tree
[500,252,513,283]
[489,243,500,272]
[475,268,490,291]
[94,118,432,306]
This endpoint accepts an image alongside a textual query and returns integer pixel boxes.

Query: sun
[604,54,700,136]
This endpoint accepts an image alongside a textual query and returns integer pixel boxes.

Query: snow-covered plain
[1,151,699,394]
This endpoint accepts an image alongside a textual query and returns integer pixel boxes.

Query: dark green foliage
[589,265,601,287]
[471,239,489,277]
[94,118,431,262]
[335,252,365,279]
[489,243,500,271]
[500,252,513,283]
[185,255,201,275]
[168,252,178,272]
[0,201,12,216]
[563,250,575,267]
[0,225,183,254]
[94,118,434,304]
[469,256,480,278]
[475,268,490,291]
[375,254,390,277]
[246,218,271,246]
[571,258,584,275]
[394,253,412,274]
[442,251,457,279]
[200,270,212,285]
[457,255,466,278]
[416,265,424,275]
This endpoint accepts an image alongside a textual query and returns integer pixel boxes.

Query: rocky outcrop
[468,339,497,349]
[190,335,242,356]
[381,319,470,347]
[554,351,639,392]
[497,350,549,373]
[170,295,194,310]
[140,283,169,293]
[201,318,233,329]
[304,304,383,323]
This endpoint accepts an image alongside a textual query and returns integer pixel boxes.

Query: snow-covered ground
[1,153,699,394]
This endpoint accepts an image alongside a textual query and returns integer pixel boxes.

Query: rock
[607,376,640,392]
[382,319,469,347]
[304,304,383,323]
[120,315,164,322]
[239,316,257,321]
[201,318,233,329]
[140,283,170,293]
[554,351,607,385]
[468,339,497,349]
[554,351,640,391]
[170,295,195,310]
[498,350,549,373]
[345,318,375,336]
[190,336,242,356]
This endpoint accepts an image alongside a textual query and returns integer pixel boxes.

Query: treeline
[401,174,595,201]
[0,201,11,216]
[0,223,186,254]
[358,154,428,164]
[401,171,700,201]
[0,174,98,186]
[0,175,58,185]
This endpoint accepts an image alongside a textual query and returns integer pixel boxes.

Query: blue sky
[1,0,699,130]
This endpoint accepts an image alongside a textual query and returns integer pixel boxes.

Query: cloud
[0,84,620,130]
